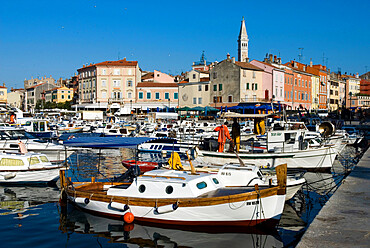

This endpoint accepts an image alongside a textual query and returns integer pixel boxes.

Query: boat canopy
[63,137,176,148]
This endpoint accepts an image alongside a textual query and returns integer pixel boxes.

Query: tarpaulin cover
[63,137,176,148]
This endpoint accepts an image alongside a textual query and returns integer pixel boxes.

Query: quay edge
[296,147,370,248]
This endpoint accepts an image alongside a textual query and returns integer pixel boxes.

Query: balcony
[108,98,125,104]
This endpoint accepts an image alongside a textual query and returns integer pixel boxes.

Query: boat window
[138,184,146,193]
[39,156,49,163]
[150,145,154,149]
[196,181,207,189]
[165,186,173,194]
[0,158,25,166]
[212,178,219,184]
[27,157,40,165]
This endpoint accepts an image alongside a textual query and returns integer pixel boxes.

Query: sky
[0,0,369,89]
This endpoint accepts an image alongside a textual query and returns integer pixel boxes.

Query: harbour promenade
[297,147,370,247]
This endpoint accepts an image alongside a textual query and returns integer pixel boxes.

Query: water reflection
[0,186,59,220]
[59,206,284,248]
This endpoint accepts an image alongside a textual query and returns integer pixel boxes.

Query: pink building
[250,59,285,103]
[135,71,178,110]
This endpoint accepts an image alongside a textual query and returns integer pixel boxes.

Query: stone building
[8,88,24,109]
[178,69,210,108]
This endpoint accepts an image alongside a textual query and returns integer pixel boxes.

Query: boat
[0,152,63,184]
[121,159,159,173]
[60,163,287,227]
[0,127,77,162]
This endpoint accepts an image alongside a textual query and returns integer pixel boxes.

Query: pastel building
[178,69,210,107]
[77,59,141,109]
[251,55,285,103]
[8,88,24,109]
[0,84,7,104]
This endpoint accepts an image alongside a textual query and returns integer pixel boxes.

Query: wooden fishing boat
[60,164,287,227]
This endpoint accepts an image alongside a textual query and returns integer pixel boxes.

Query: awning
[63,137,176,148]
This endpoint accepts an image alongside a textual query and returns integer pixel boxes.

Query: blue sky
[1,0,369,88]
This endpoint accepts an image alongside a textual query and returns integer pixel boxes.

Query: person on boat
[232,118,241,152]
[214,122,231,152]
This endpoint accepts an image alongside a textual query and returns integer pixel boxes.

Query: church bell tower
[238,17,249,62]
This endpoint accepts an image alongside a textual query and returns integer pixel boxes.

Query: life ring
[67,135,75,140]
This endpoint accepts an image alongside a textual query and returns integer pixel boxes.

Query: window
[254,83,258,90]
[198,85,202,91]
[213,85,217,91]
[295,91,297,100]
[196,181,207,189]
[213,96,217,103]
[295,79,297,85]
[252,71,256,78]
[306,80,308,87]
[219,84,223,91]
[299,79,301,86]
[165,186,173,194]
[127,79,133,87]
[139,184,146,193]
[174,92,178,100]
[114,69,120,75]
[62,95,64,99]
[102,69,106,75]
[193,74,196,79]
[127,92,132,99]
[102,91,107,98]
[228,95,233,102]
[147,92,151,99]
[113,80,121,87]
[213,72,217,79]
[155,92,160,99]
[205,85,209,91]
[0,158,24,166]
[193,97,197,104]
[68,95,71,99]
[128,69,132,75]
[139,92,143,99]
[243,70,246,77]
[165,92,169,99]
[246,83,249,90]
[198,97,202,104]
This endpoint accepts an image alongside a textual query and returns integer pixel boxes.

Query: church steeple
[238,17,249,62]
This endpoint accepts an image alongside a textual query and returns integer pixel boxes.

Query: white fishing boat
[60,164,287,227]
[0,152,63,184]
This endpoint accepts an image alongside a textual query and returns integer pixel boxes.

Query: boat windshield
[0,130,37,140]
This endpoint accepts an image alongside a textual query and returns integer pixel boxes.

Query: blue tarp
[59,132,103,141]
[63,137,176,148]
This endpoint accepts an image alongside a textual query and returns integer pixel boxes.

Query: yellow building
[0,84,8,104]
[53,86,73,103]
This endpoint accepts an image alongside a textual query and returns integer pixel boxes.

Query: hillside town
[5,18,370,116]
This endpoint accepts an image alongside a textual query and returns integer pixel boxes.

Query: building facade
[178,70,210,108]
[8,88,24,109]
[77,59,141,109]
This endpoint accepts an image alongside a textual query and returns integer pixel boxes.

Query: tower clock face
[182,93,188,101]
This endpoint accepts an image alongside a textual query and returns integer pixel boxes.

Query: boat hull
[197,146,337,170]
[68,193,285,226]
[0,166,62,184]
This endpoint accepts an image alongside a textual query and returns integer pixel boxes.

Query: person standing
[232,117,241,152]
[214,122,231,152]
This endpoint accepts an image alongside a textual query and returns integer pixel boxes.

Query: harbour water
[0,146,364,248]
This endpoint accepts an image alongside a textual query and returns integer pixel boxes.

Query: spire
[238,17,249,62]
[238,17,248,40]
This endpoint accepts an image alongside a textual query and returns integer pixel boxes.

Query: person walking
[232,117,241,152]
[214,122,231,152]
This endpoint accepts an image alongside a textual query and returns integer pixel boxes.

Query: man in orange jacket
[214,122,231,152]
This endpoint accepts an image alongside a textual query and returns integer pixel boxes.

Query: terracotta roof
[142,72,154,80]
[137,82,178,87]
[178,79,189,84]
[251,60,279,69]
[78,59,138,70]
[0,86,6,89]
[195,69,210,74]
[27,82,45,89]
[235,62,263,71]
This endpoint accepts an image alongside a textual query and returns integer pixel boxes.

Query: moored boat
[0,152,63,184]
[60,164,287,227]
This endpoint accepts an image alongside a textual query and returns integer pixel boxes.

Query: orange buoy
[123,223,134,232]
[124,212,134,224]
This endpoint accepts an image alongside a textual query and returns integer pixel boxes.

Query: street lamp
[130,99,132,114]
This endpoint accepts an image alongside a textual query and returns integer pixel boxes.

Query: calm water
[0,146,364,248]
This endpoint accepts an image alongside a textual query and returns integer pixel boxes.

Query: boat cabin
[107,170,223,199]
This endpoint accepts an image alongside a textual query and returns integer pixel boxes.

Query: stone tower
[238,17,249,62]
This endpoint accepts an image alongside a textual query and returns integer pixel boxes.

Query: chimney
[278,57,281,64]
[274,55,277,63]
[293,61,297,68]
[231,57,235,63]
[356,73,359,78]
[227,53,230,60]
[269,54,273,63]
[264,57,268,63]
[246,58,249,63]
